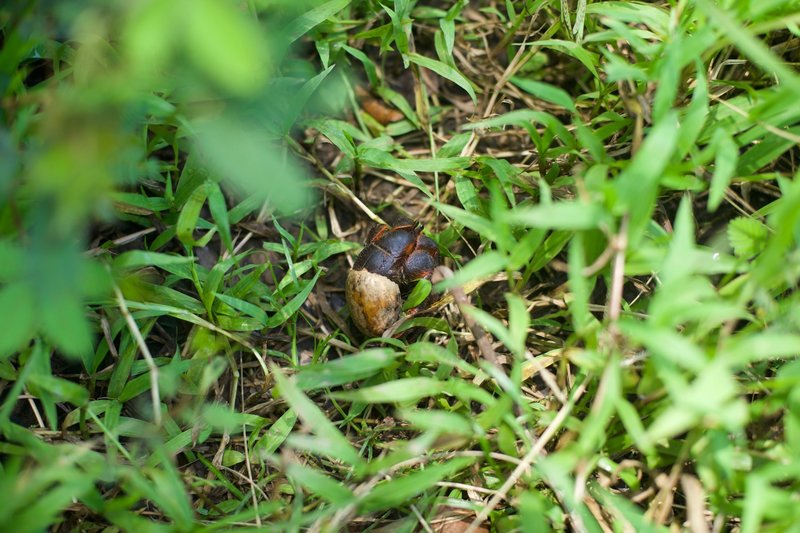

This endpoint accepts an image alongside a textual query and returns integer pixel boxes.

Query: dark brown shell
[352,223,440,285]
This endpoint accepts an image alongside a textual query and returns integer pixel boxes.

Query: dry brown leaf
[362,98,404,125]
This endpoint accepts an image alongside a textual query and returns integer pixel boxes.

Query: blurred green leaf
[330,377,446,403]
[287,463,354,506]
[273,365,363,467]
[27,374,89,407]
[113,251,196,270]
[728,217,770,259]
[612,111,680,244]
[193,117,313,215]
[708,130,738,212]
[358,456,476,512]
[399,409,474,436]
[503,201,607,230]
[0,283,35,358]
[185,0,269,96]
[41,292,93,360]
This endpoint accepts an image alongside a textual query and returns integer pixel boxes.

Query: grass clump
[2,0,800,531]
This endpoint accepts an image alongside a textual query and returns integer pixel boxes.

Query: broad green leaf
[111,192,170,213]
[590,483,668,533]
[660,195,696,285]
[434,251,507,291]
[281,65,335,134]
[676,60,709,157]
[202,255,237,314]
[615,397,655,457]
[294,349,399,390]
[265,270,321,328]
[307,118,361,158]
[405,341,481,376]
[724,332,800,365]
[647,361,742,441]
[585,1,670,34]
[285,0,353,43]
[176,182,208,246]
[358,147,470,172]
[402,279,432,311]
[342,44,379,88]
[358,456,476,512]
[408,52,477,103]
[113,251,196,270]
[287,463,354,506]
[137,462,195,527]
[535,39,598,77]
[511,77,577,113]
[207,181,233,253]
[577,354,621,454]
[214,293,268,326]
[736,129,800,176]
[253,409,297,457]
[753,177,800,285]
[435,203,501,241]
[568,234,592,334]
[455,174,483,215]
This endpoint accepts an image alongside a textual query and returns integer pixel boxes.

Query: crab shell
[345,269,401,337]
[353,223,440,285]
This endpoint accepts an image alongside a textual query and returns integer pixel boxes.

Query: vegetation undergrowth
[2,0,800,531]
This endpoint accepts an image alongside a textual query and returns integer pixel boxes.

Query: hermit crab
[346,220,440,337]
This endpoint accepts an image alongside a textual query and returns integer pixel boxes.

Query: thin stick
[23,390,46,428]
[411,504,435,533]
[438,266,499,366]
[606,215,629,325]
[113,282,162,425]
[465,380,588,532]
[239,353,262,527]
